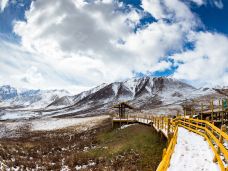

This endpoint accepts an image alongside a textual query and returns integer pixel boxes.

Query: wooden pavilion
[112,102,134,118]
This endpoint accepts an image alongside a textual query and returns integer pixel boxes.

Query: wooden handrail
[157,116,228,171]
[156,127,178,171]
[113,114,228,171]
[181,117,228,142]
[178,119,228,160]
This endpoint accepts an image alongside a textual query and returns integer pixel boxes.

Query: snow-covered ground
[119,123,137,129]
[0,115,110,138]
[168,127,220,171]
[31,115,109,131]
[0,110,38,120]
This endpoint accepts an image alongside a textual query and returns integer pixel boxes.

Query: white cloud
[142,0,197,25]
[18,66,44,84]
[10,0,196,91]
[172,32,228,86]
[0,0,9,12]
[190,0,205,6]
[213,0,223,9]
[119,20,185,71]
[0,0,227,92]
[190,0,223,9]
[0,40,93,93]
[151,60,172,72]
[141,0,165,20]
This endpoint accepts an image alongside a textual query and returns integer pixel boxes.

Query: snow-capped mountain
[0,85,18,100]
[0,85,70,109]
[1,76,227,120]
[44,76,213,116]
[46,83,108,109]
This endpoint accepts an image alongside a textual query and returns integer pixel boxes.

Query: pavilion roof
[112,102,134,109]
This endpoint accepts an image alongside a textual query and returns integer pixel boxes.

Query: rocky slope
[41,77,218,117]
[0,76,228,120]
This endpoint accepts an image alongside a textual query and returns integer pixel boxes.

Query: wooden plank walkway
[112,115,228,171]
[168,127,220,171]
[113,116,172,139]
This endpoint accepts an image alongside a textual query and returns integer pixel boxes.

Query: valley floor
[0,118,166,171]
[0,115,109,138]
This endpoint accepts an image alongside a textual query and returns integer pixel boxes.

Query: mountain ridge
[0,85,70,109]
[0,76,227,120]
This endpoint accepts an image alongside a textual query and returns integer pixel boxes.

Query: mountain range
[0,77,227,120]
[0,85,69,109]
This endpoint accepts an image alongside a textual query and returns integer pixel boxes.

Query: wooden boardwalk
[113,116,174,140]
[112,115,228,171]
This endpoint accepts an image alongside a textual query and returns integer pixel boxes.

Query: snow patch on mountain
[122,78,139,96]
[0,85,70,109]
[112,83,120,96]
[0,76,225,120]
[0,85,17,100]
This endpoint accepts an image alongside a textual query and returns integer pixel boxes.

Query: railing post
[188,117,191,128]
[211,98,214,121]
[112,114,114,128]
[184,109,186,126]
[156,117,158,128]
[157,117,159,129]
[174,128,178,144]
[161,116,164,130]
[201,103,203,120]
[167,118,171,137]
[155,117,157,128]
[168,132,174,145]
[171,119,174,132]
[204,117,210,141]
[196,118,198,128]
[162,148,167,159]
[213,124,226,162]
[222,99,225,125]
[219,99,221,122]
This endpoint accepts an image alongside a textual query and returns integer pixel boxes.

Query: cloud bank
[0,0,227,93]
[0,0,9,12]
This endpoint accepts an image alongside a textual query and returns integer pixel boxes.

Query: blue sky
[193,0,228,34]
[2,0,227,41]
[0,0,228,92]
[0,0,31,41]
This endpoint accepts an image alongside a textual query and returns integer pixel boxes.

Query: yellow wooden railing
[156,116,228,171]
[156,126,178,171]
[177,117,228,171]
[113,114,228,171]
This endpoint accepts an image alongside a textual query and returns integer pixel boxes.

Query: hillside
[0,76,228,120]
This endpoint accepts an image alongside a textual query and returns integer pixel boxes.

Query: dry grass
[0,119,166,171]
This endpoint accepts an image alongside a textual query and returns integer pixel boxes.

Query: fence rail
[112,114,228,171]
